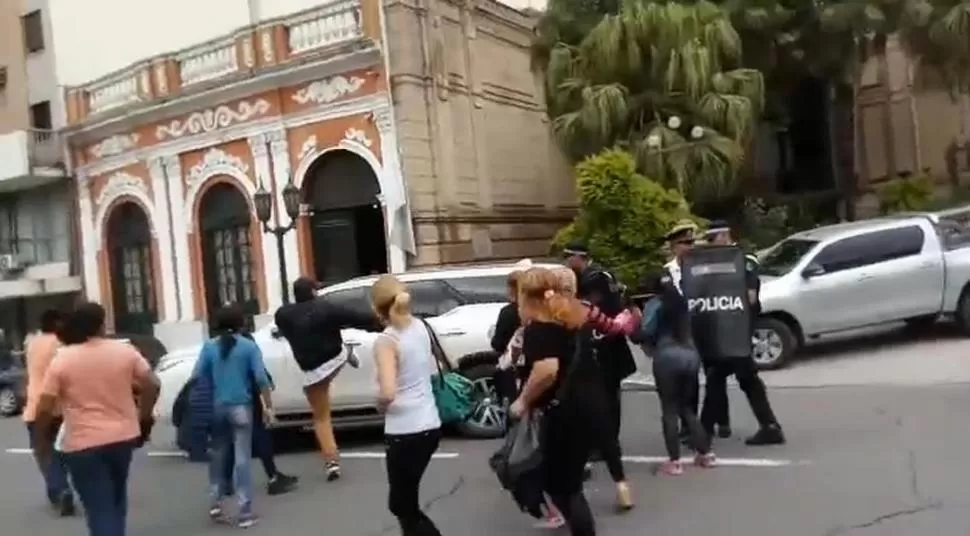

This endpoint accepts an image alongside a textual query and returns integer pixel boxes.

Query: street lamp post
[646,116,705,192]
[253,180,302,305]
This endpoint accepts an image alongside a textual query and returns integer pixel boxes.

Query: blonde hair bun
[392,291,411,310]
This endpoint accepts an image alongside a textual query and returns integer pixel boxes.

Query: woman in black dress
[509,267,598,536]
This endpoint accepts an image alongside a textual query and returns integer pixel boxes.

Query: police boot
[745,424,785,446]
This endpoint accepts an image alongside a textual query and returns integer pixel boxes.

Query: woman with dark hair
[191,305,273,528]
[510,267,599,536]
[639,274,716,475]
[23,308,75,516]
[32,302,159,536]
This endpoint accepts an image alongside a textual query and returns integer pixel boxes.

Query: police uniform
[697,222,784,446]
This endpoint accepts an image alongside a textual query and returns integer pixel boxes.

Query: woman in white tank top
[371,275,442,536]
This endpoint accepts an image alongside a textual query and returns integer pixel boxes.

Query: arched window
[107,202,156,334]
[198,182,259,324]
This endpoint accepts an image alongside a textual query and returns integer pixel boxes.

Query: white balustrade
[287,0,362,55]
[178,40,239,86]
[88,75,141,115]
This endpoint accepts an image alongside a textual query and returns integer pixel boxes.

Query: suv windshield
[759,238,819,276]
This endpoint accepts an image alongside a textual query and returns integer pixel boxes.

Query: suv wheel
[455,364,506,439]
[0,386,20,417]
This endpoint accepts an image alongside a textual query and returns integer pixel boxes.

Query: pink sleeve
[40,357,63,397]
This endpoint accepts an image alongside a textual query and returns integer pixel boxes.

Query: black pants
[701,357,779,430]
[385,428,442,536]
[655,359,709,460]
[590,374,625,482]
[543,404,596,536]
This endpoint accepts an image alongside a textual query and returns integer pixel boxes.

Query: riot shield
[680,245,753,360]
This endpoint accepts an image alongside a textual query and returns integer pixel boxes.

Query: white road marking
[6,446,797,466]
[622,455,803,467]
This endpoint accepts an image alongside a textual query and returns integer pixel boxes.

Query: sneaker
[745,425,786,446]
[267,473,298,496]
[717,425,733,438]
[694,452,717,468]
[533,513,566,529]
[56,492,76,517]
[237,512,259,529]
[208,504,227,523]
[326,461,341,481]
[660,460,684,476]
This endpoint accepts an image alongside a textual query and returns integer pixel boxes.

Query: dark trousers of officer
[700,356,778,430]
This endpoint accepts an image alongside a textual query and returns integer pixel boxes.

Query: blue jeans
[62,440,135,536]
[26,420,72,503]
[210,404,254,514]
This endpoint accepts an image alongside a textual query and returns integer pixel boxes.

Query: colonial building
[61,0,574,348]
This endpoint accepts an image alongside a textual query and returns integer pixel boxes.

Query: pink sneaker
[534,514,566,529]
[660,459,684,476]
[694,452,717,468]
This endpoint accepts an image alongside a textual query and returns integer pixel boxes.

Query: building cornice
[77,92,391,178]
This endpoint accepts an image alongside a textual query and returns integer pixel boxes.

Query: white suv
[154,262,559,443]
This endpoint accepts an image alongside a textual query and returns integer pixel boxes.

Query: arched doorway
[198,182,259,330]
[303,150,387,284]
[106,202,157,335]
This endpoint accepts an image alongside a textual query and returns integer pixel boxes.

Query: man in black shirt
[563,243,636,478]
[701,222,785,446]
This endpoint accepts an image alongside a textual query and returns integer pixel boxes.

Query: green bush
[878,173,934,214]
[553,149,699,285]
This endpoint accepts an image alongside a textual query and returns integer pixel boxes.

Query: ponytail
[387,291,412,327]
[218,332,238,360]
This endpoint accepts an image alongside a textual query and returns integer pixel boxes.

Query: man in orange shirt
[23,309,75,516]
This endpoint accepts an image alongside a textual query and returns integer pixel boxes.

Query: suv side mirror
[801,263,824,279]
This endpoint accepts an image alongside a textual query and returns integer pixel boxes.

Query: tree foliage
[553,149,701,284]
[537,0,766,203]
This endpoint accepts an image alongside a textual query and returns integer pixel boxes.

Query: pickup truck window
[760,238,819,276]
[813,226,924,274]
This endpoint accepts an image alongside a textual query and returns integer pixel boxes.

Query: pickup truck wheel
[752,317,796,370]
[455,364,507,439]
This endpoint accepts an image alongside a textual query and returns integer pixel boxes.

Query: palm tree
[536,0,765,202]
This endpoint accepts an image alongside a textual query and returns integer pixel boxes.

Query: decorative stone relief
[186,148,250,191]
[291,76,365,105]
[247,133,268,157]
[298,136,317,160]
[89,134,141,159]
[343,128,372,147]
[95,172,149,208]
[155,99,271,140]
[371,108,393,134]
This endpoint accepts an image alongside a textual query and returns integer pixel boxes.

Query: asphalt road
[2,383,968,536]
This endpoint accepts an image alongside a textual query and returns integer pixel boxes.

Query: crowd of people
[19,219,785,536]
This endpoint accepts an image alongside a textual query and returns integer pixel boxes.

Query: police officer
[701,221,785,446]
[563,243,636,475]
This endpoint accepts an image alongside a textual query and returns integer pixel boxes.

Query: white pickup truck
[752,214,970,369]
